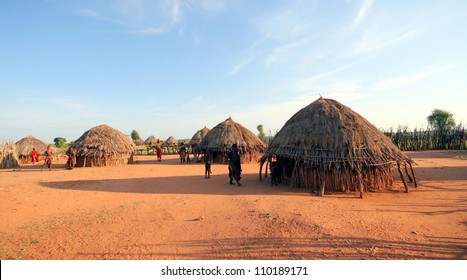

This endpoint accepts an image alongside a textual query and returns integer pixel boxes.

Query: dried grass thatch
[163,136,178,147]
[133,138,145,146]
[144,135,159,147]
[1,141,19,169]
[14,135,49,164]
[201,117,266,163]
[259,98,417,197]
[188,126,210,146]
[72,124,136,167]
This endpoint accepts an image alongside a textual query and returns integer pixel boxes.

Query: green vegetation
[427,109,456,132]
[53,137,66,148]
[131,129,141,141]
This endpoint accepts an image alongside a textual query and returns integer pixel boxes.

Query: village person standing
[204,150,212,179]
[31,148,39,164]
[66,146,76,170]
[227,144,242,186]
[156,145,162,162]
[42,145,54,171]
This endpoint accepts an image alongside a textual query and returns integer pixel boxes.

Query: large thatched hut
[201,117,266,163]
[1,141,19,169]
[72,124,136,167]
[259,97,417,197]
[15,135,49,164]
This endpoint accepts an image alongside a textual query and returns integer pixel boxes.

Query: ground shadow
[73,235,467,260]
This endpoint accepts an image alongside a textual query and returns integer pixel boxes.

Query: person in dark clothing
[227,144,242,186]
[204,150,212,179]
[270,161,279,186]
[66,146,76,170]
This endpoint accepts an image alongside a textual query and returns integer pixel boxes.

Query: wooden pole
[397,162,408,193]
[259,161,264,181]
[408,161,418,188]
[403,162,413,182]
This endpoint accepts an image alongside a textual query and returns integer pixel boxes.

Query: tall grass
[384,125,466,151]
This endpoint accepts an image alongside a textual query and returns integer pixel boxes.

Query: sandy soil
[0,150,466,260]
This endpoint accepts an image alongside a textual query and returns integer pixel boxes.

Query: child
[204,150,212,179]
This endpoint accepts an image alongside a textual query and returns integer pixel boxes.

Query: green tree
[53,137,67,148]
[257,124,266,142]
[131,129,141,141]
[427,109,456,132]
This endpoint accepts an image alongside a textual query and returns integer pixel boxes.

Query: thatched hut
[14,135,49,164]
[72,124,136,167]
[189,126,210,161]
[144,135,159,147]
[1,141,19,169]
[259,97,417,197]
[133,138,144,146]
[201,117,266,163]
[163,136,179,154]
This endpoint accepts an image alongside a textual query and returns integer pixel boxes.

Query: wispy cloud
[254,2,315,41]
[228,57,254,76]
[372,64,456,91]
[352,0,373,28]
[73,0,227,36]
[354,29,416,54]
[265,39,311,67]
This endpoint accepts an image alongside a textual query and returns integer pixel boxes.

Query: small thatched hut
[15,135,49,164]
[144,135,159,147]
[1,141,19,169]
[201,117,266,163]
[133,138,145,146]
[162,136,179,154]
[189,126,210,161]
[72,124,136,167]
[259,97,417,197]
[189,126,210,147]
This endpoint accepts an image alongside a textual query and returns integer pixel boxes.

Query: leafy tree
[53,137,67,148]
[427,109,456,132]
[257,124,267,142]
[131,129,141,141]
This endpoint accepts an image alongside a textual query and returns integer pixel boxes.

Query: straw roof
[261,98,409,166]
[15,135,49,157]
[72,124,136,167]
[188,126,210,146]
[134,138,144,146]
[163,136,178,147]
[144,135,159,146]
[259,97,415,195]
[1,141,19,169]
[201,117,266,152]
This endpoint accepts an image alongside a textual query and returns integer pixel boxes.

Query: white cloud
[354,29,416,54]
[372,64,456,91]
[352,0,373,28]
[228,57,254,76]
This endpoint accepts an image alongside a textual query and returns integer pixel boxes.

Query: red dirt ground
[0,150,466,260]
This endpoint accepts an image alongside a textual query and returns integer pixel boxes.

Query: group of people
[29,143,259,187]
[30,145,76,171]
[202,144,243,186]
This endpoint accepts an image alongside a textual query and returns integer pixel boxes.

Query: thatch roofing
[259,97,416,195]
[188,126,210,146]
[72,124,136,158]
[201,117,266,152]
[144,135,159,146]
[163,136,178,147]
[260,98,410,167]
[15,135,49,156]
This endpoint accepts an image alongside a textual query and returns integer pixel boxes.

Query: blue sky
[1,0,466,144]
